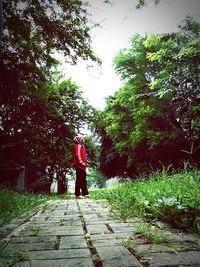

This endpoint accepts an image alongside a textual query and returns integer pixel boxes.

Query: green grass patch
[90,169,200,234]
[0,187,69,226]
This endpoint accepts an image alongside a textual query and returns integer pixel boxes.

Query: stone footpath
[0,198,200,267]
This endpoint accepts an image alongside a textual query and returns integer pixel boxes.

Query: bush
[90,169,200,234]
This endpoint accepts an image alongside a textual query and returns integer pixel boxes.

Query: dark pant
[75,168,88,197]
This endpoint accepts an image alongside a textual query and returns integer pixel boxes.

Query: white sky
[59,0,200,110]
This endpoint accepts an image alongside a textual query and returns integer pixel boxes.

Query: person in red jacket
[73,135,89,198]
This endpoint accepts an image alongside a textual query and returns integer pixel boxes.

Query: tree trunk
[57,172,66,194]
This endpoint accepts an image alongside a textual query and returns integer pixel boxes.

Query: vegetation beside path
[0,188,68,226]
[90,169,200,235]
[1,168,199,237]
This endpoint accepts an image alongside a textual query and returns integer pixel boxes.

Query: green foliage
[96,16,200,177]
[0,247,30,266]
[54,235,61,249]
[10,251,30,266]
[0,187,67,226]
[2,0,99,66]
[0,187,43,225]
[31,226,42,236]
[87,168,106,188]
[84,135,100,168]
[0,0,100,191]
[135,222,167,243]
[122,237,133,249]
[0,76,94,192]
[90,169,200,234]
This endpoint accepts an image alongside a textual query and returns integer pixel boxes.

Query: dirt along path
[0,198,200,267]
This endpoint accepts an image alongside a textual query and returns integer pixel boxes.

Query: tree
[0,75,94,192]
[92,106,128,178]
[84,135,100,168]
[0,0,100,192]
[144,16,200,158]
[2,0,99,63]
[97,17,200,178]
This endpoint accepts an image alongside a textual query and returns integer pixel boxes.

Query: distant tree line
[94,16,200,178]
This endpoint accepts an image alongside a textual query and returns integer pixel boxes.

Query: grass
[134,222,167,243]
[0,248,31,267]
[0,187,69,226]
[90,168,200,235]
[31,226,42,236]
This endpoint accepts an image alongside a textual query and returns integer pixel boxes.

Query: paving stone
[124,218,143,223]
[0,225,18,240]
[27,248,91,260]
[17,222,83,233]
[82,214,100,220]
[87,224,111,235]
[35,222,67,227]
[142,251,200,266]
[111,227,135,235]
[90,234,122,248]
[0,218,35,240]
[1,198,200,267]
[111,223,143,234]
[60,236,88,249]
[66,210,80,215]
[109,222,137,229]
[96,245,142,267]
[92,237,122,247]
[19,227,84,237]
[1,235,55,244]
[109,232,137,240]
[25,224,80,231]
[64,219,82,227]
[80,207,94,212]
[90,233,119,240]
[43,213,79,217]
[34,214,81,223]
[49,213,69,217]
[1,248,92,260]
[19,258,94,267]
[3,241,55,252]
[85,219,118,225]
[161,230,200,244]
[132,242,200,255]
[83,214,113,223]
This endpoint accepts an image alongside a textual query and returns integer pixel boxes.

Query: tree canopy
[96,16,200,178]
[0,0,99,192]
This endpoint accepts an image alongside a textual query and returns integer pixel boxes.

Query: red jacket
[73,144,87,171]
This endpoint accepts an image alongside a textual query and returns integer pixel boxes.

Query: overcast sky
[59,0,200,110]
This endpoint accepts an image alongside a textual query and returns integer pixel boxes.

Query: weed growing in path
[31,226,42,236]
[53,236,61,249]
[135,222,167,243]
[122,237,133,249]
[0,249,30,267]
[59,218,64,226]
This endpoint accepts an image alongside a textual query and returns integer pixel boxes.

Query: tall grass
[0,187,68,226]
[90,169,200,234]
